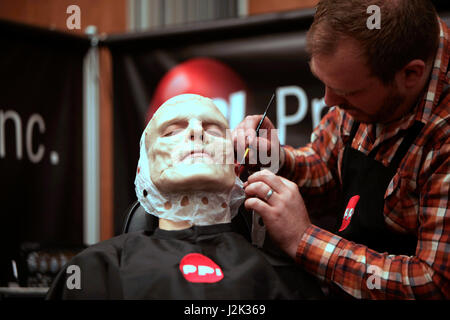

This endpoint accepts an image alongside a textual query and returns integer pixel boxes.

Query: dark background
[0,20,89,285]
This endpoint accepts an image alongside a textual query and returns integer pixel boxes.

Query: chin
[345,110,375,124]
[155,163,235,193]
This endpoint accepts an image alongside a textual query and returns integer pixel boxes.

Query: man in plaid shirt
[235,0,449,299]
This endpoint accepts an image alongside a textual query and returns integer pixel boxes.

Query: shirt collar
[370,17,449,142]
[414,17,449,124]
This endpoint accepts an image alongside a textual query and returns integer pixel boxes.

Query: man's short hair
[306,0,440,84]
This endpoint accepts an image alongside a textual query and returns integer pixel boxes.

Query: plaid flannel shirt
[278,18,450,299]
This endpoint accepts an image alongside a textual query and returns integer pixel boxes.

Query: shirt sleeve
[295,137,450,299]
[277,107,346,197]
[277,107,350,220]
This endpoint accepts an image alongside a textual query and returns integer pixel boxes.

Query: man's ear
[396,59,426,90]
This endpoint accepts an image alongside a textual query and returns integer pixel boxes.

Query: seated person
[46,94,323,300]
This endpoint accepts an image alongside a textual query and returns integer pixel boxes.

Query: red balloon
[147,57,247,122]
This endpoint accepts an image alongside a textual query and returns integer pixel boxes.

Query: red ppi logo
[179,253,224,283]
[339,195,360,232]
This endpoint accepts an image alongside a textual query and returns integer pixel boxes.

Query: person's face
[310,37,405,124]
[147,97,236,193]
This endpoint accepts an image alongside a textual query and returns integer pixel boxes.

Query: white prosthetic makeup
[135,94,245,230]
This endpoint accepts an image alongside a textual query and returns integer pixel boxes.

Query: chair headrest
[122,201,159,234]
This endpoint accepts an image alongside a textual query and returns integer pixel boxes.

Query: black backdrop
[0,20,89,284]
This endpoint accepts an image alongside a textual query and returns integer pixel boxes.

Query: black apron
[335,120,424,256]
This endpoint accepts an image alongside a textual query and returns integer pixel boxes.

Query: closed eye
[162,123,187,137]
[204,124,225,137]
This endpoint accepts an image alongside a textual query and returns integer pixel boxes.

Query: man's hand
[231,115,284,173]
[244,169,311,259]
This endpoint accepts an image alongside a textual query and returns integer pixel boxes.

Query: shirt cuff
[277,146,295,179]
[295,224,344,282]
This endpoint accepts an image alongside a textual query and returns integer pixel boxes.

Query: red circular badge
[179,253,224,283]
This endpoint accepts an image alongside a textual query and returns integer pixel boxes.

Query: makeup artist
[233,0,449,299]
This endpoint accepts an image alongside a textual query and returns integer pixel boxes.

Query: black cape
[46,223,323,299]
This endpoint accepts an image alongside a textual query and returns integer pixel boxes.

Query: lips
[180,150,212,162]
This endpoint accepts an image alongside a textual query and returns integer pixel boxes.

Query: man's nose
[187,121,204,142]
[324,86,346,107]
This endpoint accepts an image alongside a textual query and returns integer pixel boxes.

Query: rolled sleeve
[295,224,344,282]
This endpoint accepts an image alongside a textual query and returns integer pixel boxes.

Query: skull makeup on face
[135,94,244,228]
[146,94,235,193]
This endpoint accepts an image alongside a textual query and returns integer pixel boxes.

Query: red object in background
[339,195,360,232]
[179,253,224,283]
[146,57,247,122]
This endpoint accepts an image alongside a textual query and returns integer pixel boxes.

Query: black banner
[0,20,89,284]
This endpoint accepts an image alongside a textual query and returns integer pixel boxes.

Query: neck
[159,218,192,230]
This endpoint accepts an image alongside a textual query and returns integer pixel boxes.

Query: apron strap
[388,121,425,170]
[347,121,360,146]
[347,118,424,170]
[368,140,383,159]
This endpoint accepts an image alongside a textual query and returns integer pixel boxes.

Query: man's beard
[374,86,406,123]
[340,86,406,124]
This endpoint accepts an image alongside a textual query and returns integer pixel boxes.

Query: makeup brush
[237,93,275,174]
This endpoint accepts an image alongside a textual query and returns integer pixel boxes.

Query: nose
[187,120,204,142]
[324,86,346,107]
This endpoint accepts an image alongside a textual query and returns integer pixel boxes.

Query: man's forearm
[295,224,448,299]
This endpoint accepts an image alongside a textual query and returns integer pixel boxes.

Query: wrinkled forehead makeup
[143,94,229,150]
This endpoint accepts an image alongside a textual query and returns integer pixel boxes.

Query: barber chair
[120,199,325,299]
[121,199,299,258]
[122,200,159,234]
